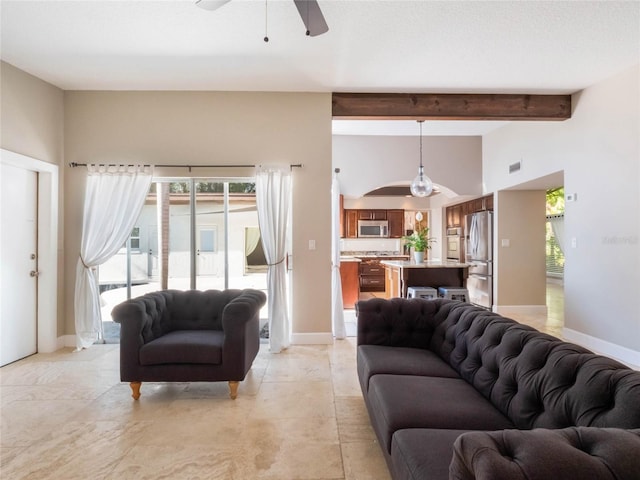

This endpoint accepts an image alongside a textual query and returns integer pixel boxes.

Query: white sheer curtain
[74,165,153,350]
[549,214,565,254]
[244,227,261,260]
[331,171,346,339]
[255,166,291,353]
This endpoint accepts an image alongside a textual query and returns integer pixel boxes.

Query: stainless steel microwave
[358,220,389,238]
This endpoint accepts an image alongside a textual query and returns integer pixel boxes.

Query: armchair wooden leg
[130,382,142,400]
[228,381,239,399]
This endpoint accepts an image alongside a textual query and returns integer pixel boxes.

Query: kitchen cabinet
[358,210,387,221]
[446,204,462,228]
[385,265,401,298]
[484,194,494,211]
[445,195,494,229]
[343,208,405,238]
[340,260,360,309]
[468,198,484,214]
[344,210,358,238]
[387,209,405,238]
[359,259,385,292]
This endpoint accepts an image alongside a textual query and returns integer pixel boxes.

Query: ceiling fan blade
[196,0,232,11]
[293,0,329,37]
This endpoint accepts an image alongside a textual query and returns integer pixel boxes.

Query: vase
[413,251,425,263]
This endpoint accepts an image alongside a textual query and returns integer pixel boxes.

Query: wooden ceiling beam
[332,93,572,121]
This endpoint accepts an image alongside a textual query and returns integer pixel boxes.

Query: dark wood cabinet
[484,194,494,211]
[359,259,385,292]
[343,208,405,238]
[358,209,387,220]
[446,194,494,229]
[344,209,358,238]
[469,198,484,214]
[387,209,404,238]
[446,204,462,228]
[340,261,360,309]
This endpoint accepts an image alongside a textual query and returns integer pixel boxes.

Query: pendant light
[410,120,434,197]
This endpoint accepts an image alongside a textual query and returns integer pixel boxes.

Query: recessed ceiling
[364,185,440,197]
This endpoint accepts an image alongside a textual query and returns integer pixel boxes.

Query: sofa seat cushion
[358,345,460,393]
[368,374,515,453]
[139,330,225,366]
[392,429,470,480]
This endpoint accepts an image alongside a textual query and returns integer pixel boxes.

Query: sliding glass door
[99,178,267,333]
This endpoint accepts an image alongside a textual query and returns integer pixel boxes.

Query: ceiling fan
[196,0,329,37]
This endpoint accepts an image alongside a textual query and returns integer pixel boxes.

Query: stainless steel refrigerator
[465,211,493,309]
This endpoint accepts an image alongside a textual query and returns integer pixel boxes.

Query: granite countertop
[340,252,409,262]
[380,260,469,269]
[341,251,409,259]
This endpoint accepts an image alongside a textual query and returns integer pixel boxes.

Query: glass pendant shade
[410,166,433,197]
[411,120,433,197]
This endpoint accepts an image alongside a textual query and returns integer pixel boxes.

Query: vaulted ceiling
[2,0,638,136]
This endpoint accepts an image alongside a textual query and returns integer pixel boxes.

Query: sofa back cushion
[432,302,640,430]
[164,289,243,331]
[133,289,245,343]
[357,298,444,348]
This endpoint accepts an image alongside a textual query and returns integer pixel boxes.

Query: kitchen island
[381,260,469,298]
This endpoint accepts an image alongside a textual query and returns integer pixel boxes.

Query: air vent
[509,161,521,174]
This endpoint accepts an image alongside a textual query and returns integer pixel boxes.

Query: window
[545,186,565,279]
[546,215,564,278]
[130,226,141,252]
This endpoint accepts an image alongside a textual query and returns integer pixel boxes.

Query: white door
[196,226,217,276]
[1,163,38,366]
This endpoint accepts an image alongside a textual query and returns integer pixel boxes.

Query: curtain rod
[68,162,303,172]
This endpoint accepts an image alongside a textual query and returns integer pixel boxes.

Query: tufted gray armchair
[112,289,266,400]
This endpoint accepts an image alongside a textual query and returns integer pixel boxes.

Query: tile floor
[1,340,389,480]
[1,286,566,480]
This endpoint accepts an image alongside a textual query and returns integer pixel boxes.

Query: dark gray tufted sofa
[112,289,266,400]
[356,298,640,480]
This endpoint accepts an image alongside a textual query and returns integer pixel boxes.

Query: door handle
[30,270,40,277]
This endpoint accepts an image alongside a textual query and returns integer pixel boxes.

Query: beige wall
[494,190,546,307]
[0,61,66,337]
[64,91,333,338]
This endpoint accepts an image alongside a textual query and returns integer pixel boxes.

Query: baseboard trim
[290,332,334,345]
[493,305,548,316]
[563,328,640,369]
[59,335,76,349]
[60,333,337,349]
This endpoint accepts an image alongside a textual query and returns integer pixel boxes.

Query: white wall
[333,135,483,199]
[483,65,640,357]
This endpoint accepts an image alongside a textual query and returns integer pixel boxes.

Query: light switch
[571,237,577,248]
[308,240,316,250]
[501,239,510,247]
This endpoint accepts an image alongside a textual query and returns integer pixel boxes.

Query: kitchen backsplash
[340,238,402,253]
